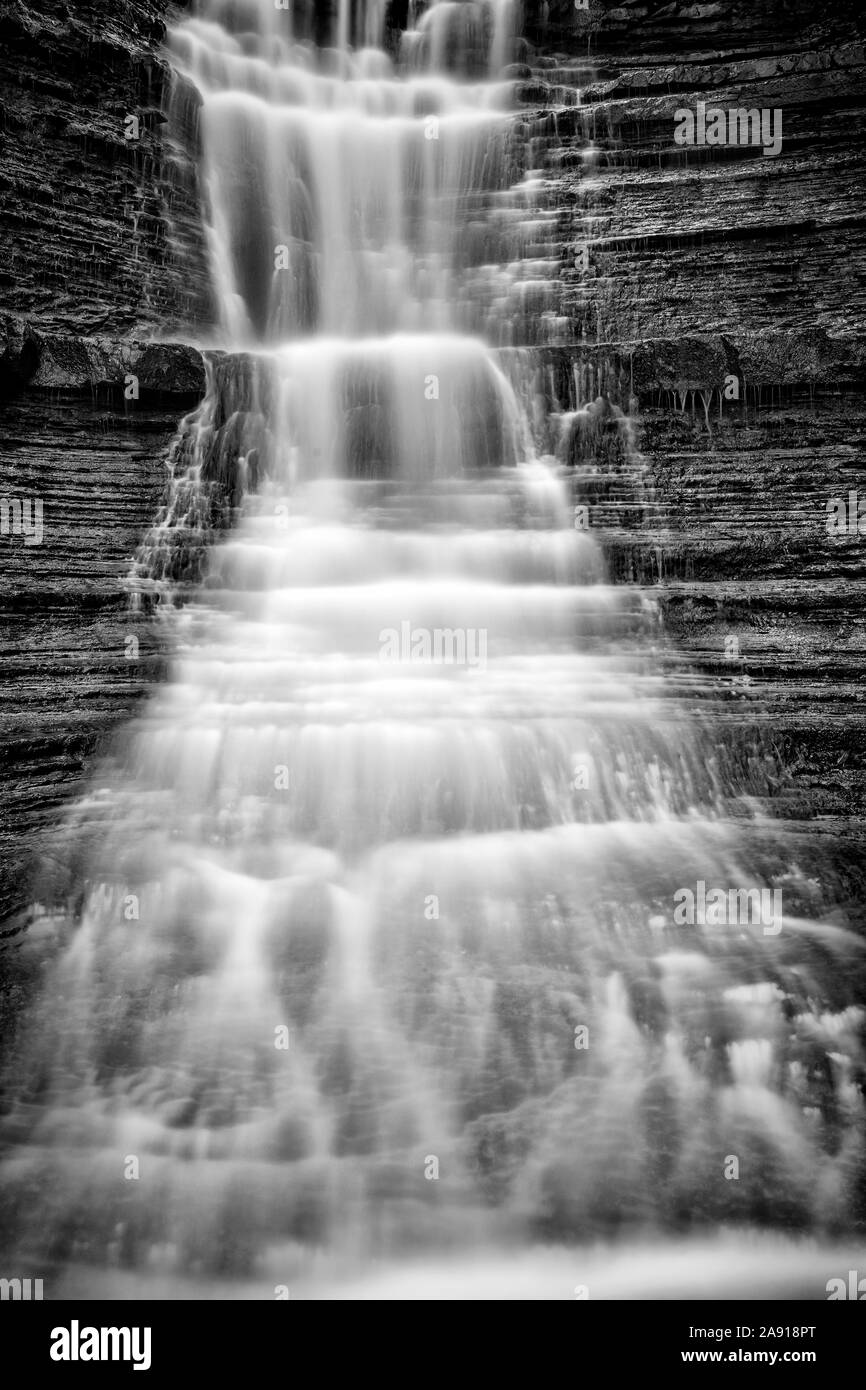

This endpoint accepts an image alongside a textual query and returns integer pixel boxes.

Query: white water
[0,1,863,1297]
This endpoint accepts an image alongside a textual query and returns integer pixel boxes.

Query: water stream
[0,0,863,1298]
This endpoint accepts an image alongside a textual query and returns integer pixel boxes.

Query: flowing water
[0,0,864,1298]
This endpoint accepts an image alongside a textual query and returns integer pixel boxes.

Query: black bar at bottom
[2,1298,862,1377]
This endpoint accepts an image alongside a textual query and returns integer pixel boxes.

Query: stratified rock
[0,393,186,931]
[0,0,211,336]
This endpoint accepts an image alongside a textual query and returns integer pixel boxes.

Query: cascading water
[0,1,863,1298]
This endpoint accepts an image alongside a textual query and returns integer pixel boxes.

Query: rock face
[0,316,206,396]
[504,0,866,905]
[0,331,204,930]
[0,0,864,941]
[0,0,211,936]
[0,0,210,335]
[560,0,866,900]
[0,396,170,928]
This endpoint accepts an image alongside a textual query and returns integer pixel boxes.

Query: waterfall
[0,0,863,1298]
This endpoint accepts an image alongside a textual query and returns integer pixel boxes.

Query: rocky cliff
[563,0,866,925]
[0,0,210,334]
[0,0,214,930]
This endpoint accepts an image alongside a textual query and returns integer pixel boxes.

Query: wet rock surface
[0,316,206,398]
[0,394,181,930]
[0,0,211,336]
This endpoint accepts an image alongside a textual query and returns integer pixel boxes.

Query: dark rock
[0,318,206,400]
[0,0,211,335]
[0,394,182,931]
